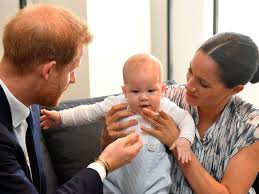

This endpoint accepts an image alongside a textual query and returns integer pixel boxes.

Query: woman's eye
[200,82,209,88]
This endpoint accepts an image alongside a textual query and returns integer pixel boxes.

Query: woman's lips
[185,91,198,101]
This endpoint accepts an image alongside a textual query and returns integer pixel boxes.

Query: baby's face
[122,69,165,114]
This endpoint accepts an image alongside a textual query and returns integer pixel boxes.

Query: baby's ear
[121,85,127,97]
[161,83,166,94]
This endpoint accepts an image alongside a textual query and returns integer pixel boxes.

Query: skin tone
[102,50,259,193]
[122,55,166,114]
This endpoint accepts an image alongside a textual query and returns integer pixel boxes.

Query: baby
[40,53,195,194]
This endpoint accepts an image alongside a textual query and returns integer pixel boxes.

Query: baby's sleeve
[177,111,196,144]
[162,98,195,144]
[60,95,123,127]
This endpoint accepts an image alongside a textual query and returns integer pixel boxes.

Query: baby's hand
[40,109,61,130]
[169,137,191,164]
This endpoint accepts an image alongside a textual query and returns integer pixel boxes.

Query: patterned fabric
[165,85,259,194]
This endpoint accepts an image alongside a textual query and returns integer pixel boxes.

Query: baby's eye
[148,89,155,93]
[131,90,139,93]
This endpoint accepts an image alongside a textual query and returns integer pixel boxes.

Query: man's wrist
[95,157,110,175]
[87,161,107,182]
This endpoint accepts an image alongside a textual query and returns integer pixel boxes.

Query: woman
[102,32,259,194]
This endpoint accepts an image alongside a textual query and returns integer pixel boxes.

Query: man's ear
[231,84,244,95]
[41,61,56,80]
[121,85,127,97]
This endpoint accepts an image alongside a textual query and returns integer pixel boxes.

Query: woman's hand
[101,103,137,149]
[140,108,180,148]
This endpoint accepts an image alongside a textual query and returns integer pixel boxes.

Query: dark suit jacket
[0,85,103,194]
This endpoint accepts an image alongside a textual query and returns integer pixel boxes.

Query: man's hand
[40,109,61,130]
[99,132,143,172]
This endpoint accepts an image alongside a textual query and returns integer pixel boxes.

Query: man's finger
[127,137,143,154]
[124,132,141,145]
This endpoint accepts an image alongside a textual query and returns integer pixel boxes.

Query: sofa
[39,81,258,194]
[40,95,106,194]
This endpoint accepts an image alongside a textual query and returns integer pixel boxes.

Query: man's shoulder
[0,120,18,146]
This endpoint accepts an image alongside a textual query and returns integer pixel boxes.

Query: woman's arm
[175,141,259,194]
[141,108,259,194]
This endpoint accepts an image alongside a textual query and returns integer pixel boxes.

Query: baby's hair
[123,53,163,84]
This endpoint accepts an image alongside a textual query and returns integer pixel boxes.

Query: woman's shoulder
[165,84,185,102]
[232,95,259,140]
[233,95,259,126]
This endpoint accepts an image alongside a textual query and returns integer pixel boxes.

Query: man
[0,4,142,194]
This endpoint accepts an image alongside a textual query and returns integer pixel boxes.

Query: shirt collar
[0,79,30,128]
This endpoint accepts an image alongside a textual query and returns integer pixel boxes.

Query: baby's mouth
[139,105,151,109]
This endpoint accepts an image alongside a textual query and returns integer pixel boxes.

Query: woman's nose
[185,78,197,92]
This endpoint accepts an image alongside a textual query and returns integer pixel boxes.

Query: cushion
[42,96,106,185]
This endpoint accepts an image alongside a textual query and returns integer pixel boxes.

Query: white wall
[171,0,213,85]
[217,0,259,107]
[150,0,168,80]
[86,0,151,97]
[0,1,19,57]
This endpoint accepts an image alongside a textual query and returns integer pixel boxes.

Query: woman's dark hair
[199,32,259,88]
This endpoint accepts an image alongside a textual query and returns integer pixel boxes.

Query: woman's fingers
[106,118,138,132]
[105,103,134,123]
[141,108,170,126]
[106,103,128,116]
[140,125,158,137]
[108,129,132,139]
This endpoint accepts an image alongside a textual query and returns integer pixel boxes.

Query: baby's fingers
[40,114,47,121]
[42,124,50,130]
[177,146,183,162]
[40,120,48,128]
